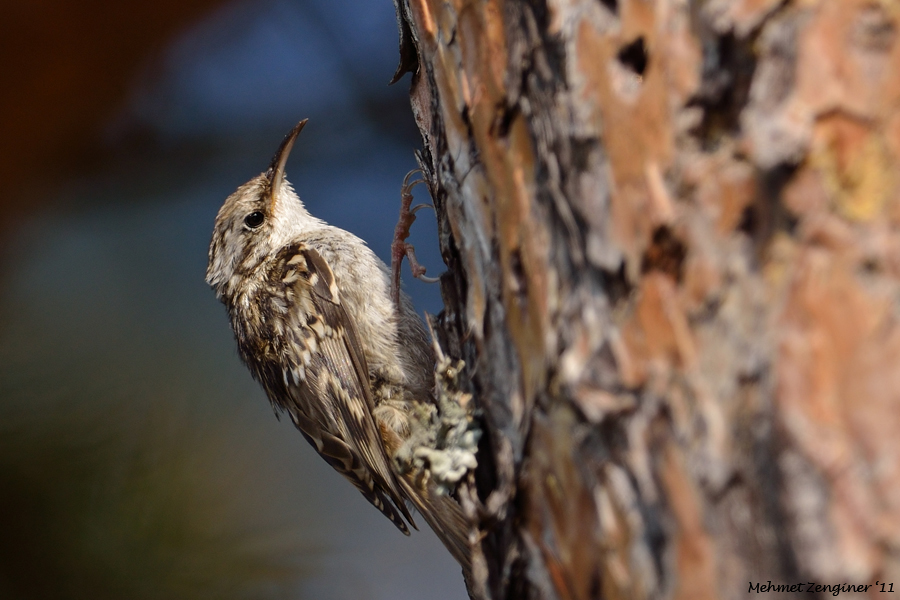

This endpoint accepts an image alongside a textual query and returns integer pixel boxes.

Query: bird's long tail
[399,477,473,578]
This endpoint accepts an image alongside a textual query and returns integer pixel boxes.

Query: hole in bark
[859,257,881,275]
[616,37,648,76]
[688,32,756,151]
[588,571,602,598]
[493,102,519,138]
[460,105,472,131]
[740,165,798,257]
[570,137,598,172]
[641,226,686,281]
[598,0,618,13]
[601,261,632,306]
[509,249,528,306]
[738,204,758,237]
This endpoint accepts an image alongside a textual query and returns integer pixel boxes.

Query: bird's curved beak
[268,119,308,211]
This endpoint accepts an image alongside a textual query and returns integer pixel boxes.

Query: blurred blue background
[0,0,461,598]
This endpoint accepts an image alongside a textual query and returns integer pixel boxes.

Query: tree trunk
[392,0,900,598]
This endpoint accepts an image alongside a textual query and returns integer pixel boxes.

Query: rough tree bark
[392,1,900,599]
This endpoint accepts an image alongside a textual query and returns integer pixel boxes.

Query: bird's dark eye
[244,211,265,229]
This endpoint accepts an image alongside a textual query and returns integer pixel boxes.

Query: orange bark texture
[401,0,900,597]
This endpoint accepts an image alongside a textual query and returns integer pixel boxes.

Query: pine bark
[392,1,900,599]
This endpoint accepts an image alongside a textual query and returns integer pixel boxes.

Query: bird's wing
[270,243,415,534]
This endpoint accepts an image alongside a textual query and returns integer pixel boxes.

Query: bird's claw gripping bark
[391,170,439,308]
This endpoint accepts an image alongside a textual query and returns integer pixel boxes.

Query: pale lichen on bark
[394,329,481,495]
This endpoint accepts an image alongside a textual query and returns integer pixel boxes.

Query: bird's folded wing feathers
[275,244,416,532]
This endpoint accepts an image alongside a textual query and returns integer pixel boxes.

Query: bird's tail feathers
[400,477,473,577]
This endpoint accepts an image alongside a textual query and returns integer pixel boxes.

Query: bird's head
[206,119,321,299]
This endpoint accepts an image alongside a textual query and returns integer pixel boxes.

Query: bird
[205,119,471,574]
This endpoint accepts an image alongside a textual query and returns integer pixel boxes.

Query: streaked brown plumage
[205,120,471,574]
